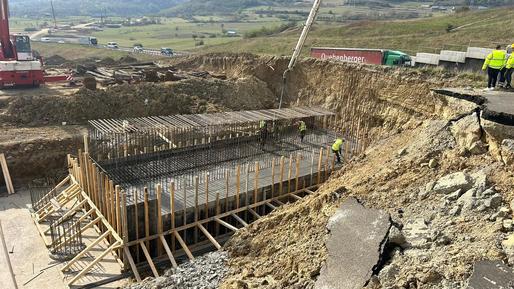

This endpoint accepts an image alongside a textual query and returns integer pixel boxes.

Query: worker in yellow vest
[482,45,507,90]
[332,138,344,163]
[506,51,514,89]
[298,120,307,142]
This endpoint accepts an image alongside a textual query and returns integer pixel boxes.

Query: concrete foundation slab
[315,197,391,289]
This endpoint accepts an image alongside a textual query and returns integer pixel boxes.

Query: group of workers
[483,44,514,90]
[258,119,345,164]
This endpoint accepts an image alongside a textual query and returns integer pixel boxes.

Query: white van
[107,42,119,49]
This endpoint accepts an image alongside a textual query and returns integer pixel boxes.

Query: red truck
[311,47,411,66]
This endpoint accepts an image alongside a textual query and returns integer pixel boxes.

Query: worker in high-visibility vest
[332,138,344,163]
[499,44,513,87]
[506,51,514,89]
[298,120,307,142]
[482,45,507,90]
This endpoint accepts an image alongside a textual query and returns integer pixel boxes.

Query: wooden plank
[289,193,302,201]
[140,242,159,278]
[0,154,14,195]
[197,223,221,250]
[295,153,300,192]
[159,235,178,268]
[271,158,276,198]
[254,162,259,205]
[123,247,141,282]
[214,217,238,232]
[194,176,199,244]
[173,231,194,260]
[204,174,209,218]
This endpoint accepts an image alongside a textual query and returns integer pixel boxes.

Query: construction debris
[467,260,514,289]
[315,197,391,289]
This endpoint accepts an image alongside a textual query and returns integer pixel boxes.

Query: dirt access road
[0,192,66,289]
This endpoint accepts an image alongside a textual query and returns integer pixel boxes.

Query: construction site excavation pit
[28,106,366,285]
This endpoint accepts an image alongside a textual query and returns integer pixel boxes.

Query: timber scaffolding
[31,107,367,287]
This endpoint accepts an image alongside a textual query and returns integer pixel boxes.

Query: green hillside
[202,6,514,55]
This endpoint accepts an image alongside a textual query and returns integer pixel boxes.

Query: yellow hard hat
[512,43,514,48]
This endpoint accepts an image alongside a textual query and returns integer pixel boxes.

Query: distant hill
[161,0,304,16]
[10,0,187,17]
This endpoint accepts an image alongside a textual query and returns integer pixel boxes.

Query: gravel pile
[125,251,228,289]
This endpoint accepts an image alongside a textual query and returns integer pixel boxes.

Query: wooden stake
[204,173,209,219]
[144,187,150,250]
[170,181,175,253]
[194,176,199,244]
[156,184,163,256]
[288,154,293,193]
[279,156,285,195]
[271,157,276,198]
[317,148,323,184]
[236,165,241,209]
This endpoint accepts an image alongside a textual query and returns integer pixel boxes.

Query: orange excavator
[0,0,67,88]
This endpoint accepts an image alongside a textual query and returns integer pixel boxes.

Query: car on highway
[40,37,51,43]
[107,42,119,49]
[161,47,173,56]
[133,44,144,52]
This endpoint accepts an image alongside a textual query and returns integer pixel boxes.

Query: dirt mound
[44,55,68,66]
[4,77,276,126]
[98,57,116,66]
[119,55,138,64]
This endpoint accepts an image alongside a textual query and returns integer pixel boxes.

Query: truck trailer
[311,47,412,66]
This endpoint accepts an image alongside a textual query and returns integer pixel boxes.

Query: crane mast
[279,0,322,109]
[0,0,14,59]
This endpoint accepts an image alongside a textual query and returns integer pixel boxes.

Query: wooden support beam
[289,193,302,201]
[274,199,285,206]
[62,230,111,271]
[68,241,121,286]
[231,213,248,227]
[140,242,159,278]
[144,187,150,250]
[159,235,178,268]
[173,231,194,260]
[123,247,141,282]
[214,217,238,232]
[197,224,221,250]
[265,202,277,210]
[248,208,261,219]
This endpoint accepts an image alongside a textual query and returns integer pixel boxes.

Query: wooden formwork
[32,141,335,286]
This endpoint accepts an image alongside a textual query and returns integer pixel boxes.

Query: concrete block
[315,197,391,289]
[415,53,440,65]
[466,47,494,60]
[440,50,466,63]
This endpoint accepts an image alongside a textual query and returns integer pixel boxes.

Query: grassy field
[203,7,514,56]
[9,0,438,52]
[32,42,160,61]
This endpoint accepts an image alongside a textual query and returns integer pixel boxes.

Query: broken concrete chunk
[378,264,400,282]
[467,260,514,289]
[387,226,407,248]
[428,158,438,169]
[450,114,485,155]
[315,197,391,289]
[402,218,432,249]
[501,139,514,166]
[502,234,514,265]
[457,189,477,211]
[484,194,503,210]
[445,189,463,201]
[433,172,473,194]
[503,220,513,232]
